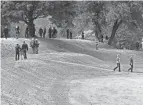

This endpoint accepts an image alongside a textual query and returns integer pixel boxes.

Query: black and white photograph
[1,0,143,105]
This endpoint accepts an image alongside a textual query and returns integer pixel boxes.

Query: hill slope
[1,38,143,105]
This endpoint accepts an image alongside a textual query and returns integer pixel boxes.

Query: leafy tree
[1,1,78,37]
[84,1,106,42]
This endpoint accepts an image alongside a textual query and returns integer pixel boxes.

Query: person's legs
[118,63,121,72]
[114,64,118,71]
[17,52,19,60]
[25,51,27,59]
[23,50,26,59]
[128,67,131,71]
[131,65,133,72]
[15,53,17,61]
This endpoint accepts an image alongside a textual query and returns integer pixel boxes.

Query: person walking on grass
[128,55,133,72]
[114,54,121,72]
[22,41,28,59]
[15,44,21,61]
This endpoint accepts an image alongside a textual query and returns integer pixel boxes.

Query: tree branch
[22,13,28,24]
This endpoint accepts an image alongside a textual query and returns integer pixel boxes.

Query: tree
[106,1,143,45]
[84,1,106,42]
[1,1,50,37]
[2,1,78,37]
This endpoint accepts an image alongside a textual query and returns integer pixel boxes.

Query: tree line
[1,1,143,46]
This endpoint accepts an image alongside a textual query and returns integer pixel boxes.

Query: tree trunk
[27,21,35,37]
[94,21,101,42]
[108,19,122,45]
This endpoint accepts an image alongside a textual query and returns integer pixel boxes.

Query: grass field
[1,38,143,105]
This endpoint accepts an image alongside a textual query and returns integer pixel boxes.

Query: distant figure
[43,27,46,38]
[15,44,21,61]
[136,42,140,50]
[35,39,40,54]
[128,55,133,72]
[30,38,36,54]
[67,29,69,39]
[105,36,109,40]
[4,26,9,39]
[39,28,43,38]
[82,32,84,39]
[70,31,72,39]
[114,54,121,72]
[49,27,52,38]
[52,27,57,38]
[15,25,20,39]
[25,27,29,38]
[101,35,103,42]
[142,41,143,49]
[96,41,99,50]
[22,41,28,59]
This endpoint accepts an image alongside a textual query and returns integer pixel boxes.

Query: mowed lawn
[1,38,143,105]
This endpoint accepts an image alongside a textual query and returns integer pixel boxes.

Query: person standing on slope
[15,44,21,61]
[22,41,28,59]
[35,39,40,54]
[48,26,52,38]
[15,25,20,39]
[114,54,121,72]
[67,29,69,39]
[128,55,133,72]
[30,38,36,54]
[52,27,57,38]
[43,27,46,38]
[4,26,9,39]
[39,27,43,38]
[82,32,84,39]
[96,41,99,50]
[25,27,29,38]
[70,31,72,39]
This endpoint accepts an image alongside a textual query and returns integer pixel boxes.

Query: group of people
[48,27,58,38]
[3,25,20,39]
[38,26,58,38]
[30,38,40,54]
[39,27,46,38]
[114,54,134,72]
[15,41,28,61]
[15,38,40,61]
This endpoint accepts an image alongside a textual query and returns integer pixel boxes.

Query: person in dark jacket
[22,41,28,59]
[48,27,52,38]
[15,44,21,61]
[15,25,20,39]
[52,27,57,38]
[39,28,43,38]
[67,29,69,39]
[4,26,9,39]
[136,42,140,50]
[82,32,84,39]
[43,27,46,38]
[70,31,72,39]
[128,55,133,72]
[25,27,29,38]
